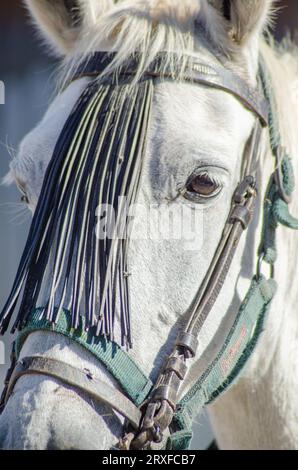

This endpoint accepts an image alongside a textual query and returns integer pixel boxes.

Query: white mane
[58,0,274,86]
[60,0,209,85]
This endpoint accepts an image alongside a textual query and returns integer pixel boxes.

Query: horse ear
[207,0,275,45]
[24,0,114,56]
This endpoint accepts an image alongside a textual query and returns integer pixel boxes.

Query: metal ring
[257,253,275,280]
[152,426,163,444]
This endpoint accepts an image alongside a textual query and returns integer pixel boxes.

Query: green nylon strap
[169,275,276,449]
[258,156,298,265]
[166,430,193,451]
[274,153,296,230]
[258,57,298,265]
[15,308,153,407]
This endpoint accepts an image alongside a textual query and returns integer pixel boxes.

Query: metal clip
[118,432,135,451]
[230,205,252,229]
[176,332,198,358]
[233,175,257,204]
[142,401,160,430]
[128,401,164,450]
[230,176,257,229]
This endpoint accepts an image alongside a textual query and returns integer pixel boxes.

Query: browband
[70,52,269,127]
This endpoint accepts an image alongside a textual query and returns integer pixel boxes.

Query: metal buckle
[230,175,257,229]
[127,351,185,450]
[274,146,292,204]
[125,401,165,450]
[176,332,198,358]
[233,175,257,204]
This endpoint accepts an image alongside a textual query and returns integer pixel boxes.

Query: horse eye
[186,173,221,199]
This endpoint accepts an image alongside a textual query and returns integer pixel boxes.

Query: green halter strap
[257,57,298,272]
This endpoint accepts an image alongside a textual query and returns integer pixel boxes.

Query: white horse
[0,0,298,450]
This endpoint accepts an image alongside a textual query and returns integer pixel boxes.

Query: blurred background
[0,0,297,450]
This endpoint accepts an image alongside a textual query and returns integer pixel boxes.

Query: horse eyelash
[194,171,222,187]
[167,172,223,204]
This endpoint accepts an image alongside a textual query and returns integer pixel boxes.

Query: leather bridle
[0,52,270,449]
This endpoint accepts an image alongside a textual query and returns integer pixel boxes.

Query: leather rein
[0,52,271,449]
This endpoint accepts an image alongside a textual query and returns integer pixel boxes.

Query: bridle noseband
[1,51,295,450]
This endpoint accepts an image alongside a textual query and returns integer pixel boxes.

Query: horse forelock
[59,0,224,88]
